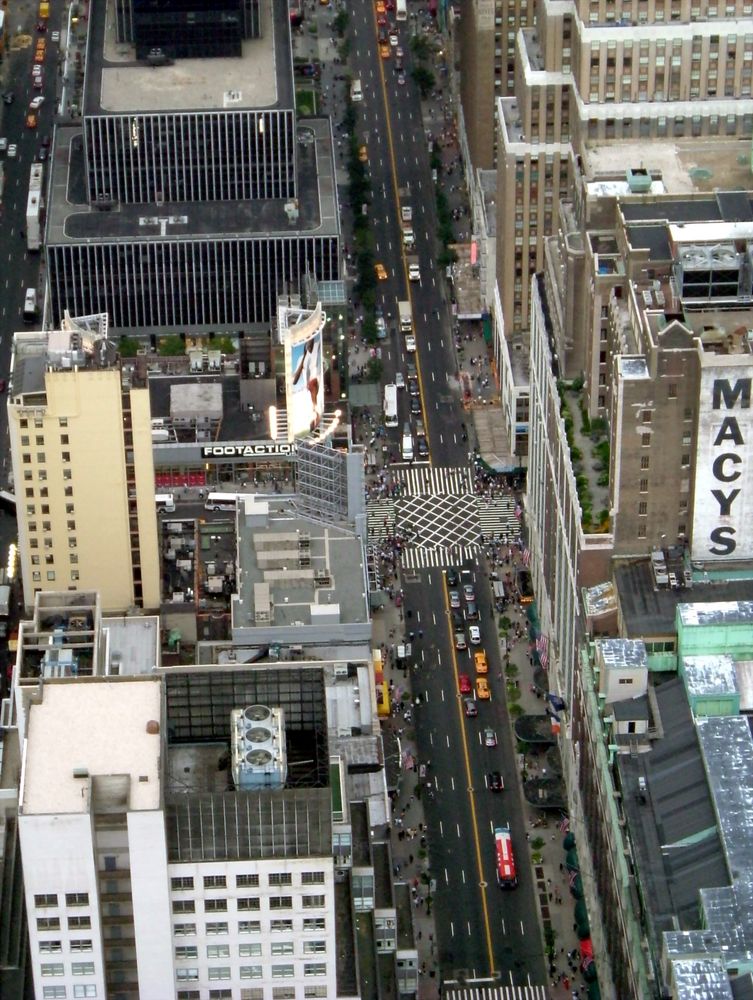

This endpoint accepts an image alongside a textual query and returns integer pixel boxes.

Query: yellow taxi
[26,113,38,129]
[474,651,488,675]
[358,144,368,163]
[375,263,388,281]
[379,40,390,58]
[34,47,45,64]
[476,677,491,700]
[375,0,386,12]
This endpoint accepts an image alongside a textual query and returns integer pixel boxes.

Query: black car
[417,437,429,458]
[488,771,504,792]
[406,362,417,378]
[37,147,48,161]
[451,610,464,629]
[408,377,419,397]
[410,396,421,415]
[446,567,459,587]
[2,92,14,105]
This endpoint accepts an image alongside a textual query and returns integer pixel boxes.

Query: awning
[482,312,492,345]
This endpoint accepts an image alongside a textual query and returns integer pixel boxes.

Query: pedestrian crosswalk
[477,496,521,541]
[397,466,475,497]
[400,543,479,570]
[444,987,549,1000]
[366,499,396,540]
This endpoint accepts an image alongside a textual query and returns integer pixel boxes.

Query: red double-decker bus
[495,825,518,888]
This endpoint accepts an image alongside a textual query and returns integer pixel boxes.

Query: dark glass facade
[84,109,296,204]
[132,0,244,60]
[47,235,340,331]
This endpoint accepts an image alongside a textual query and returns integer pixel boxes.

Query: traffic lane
[467,574,548,985]
[402,573,492,977]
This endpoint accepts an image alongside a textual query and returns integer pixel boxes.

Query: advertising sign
[283,303,326,440]
[692,365,753,561]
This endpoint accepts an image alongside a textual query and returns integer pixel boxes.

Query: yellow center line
[441,579,496,973]
[373,17,433,465]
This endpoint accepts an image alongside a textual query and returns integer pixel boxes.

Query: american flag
[536,634,549,667]
[521,547,531,566]
[514,504,522,519]
[559,815,570,834]
[568,868,579,888]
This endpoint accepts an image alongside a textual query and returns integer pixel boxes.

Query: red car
[458,673,472,695]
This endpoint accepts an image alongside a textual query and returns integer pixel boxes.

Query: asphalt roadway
[341,0,548,986]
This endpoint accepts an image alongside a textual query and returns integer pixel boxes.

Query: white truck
[399,186,412,224]
[398,300,412,333]
[402,221,415,248]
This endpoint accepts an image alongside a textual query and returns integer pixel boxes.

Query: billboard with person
[282,302,326,440]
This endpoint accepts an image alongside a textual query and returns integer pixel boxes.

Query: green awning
[563,832,577,851]
[482,313,493,345]
[565,849,580,872]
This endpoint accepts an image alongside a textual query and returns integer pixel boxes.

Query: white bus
[396,0,407,19]
[155,493,176,513]
[204,492,240,511]
[384,383,398,427]
[26,163,44,252]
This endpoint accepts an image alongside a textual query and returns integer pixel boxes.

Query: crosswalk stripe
[396,466,474,497]
[400,543,479,569]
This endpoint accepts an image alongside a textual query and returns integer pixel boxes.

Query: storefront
[153,441,298,491]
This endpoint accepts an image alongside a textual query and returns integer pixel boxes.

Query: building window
[204,875,227,889]
[271,965,295,978]
[684,407,693,421]
[640,455,650,470]
[65,894,89,908]
[304,964,327,977]
[63,469,73,481]
[642,409,652,423]
[176,969,199,982]
[39,941,63,953]
[175,946,199,960]
[236,874,260,888]
[301,872,325,885]
[177,993,200,1000]
[269,897,293,910]
[638,501,648,516]
[242,991,265,1000]
[70,940,93,953]
[681,453,690,467]
[667,382,677,398]
[171,877,194,891]
[272,991,295,1000]
[271,942,294,956]
[37,453,45,463]
[73,988,97,998]
[60,434,69,444]
[206,922,228,936]
[71,963,95,976]
[61,452,71,463]
[240,966,263,979]
[639,479,648,493]
[204,899,228,912]
[59,418,68,427]
[35,894,59,908]
[43,989,67,999]
[41,964,66,976]
[268,873,292,887]
[303,941,327,954]
[304,989,328,999]
[239,943,262,957]
[68,916,91,929]
[270,919,293,932]
[208,968,231,981]
[37,918,61,931]
[172,900,196,914]
[206,945,230,959]
[238,920,261,934]
[209,992,233,1000]
[174,924,197,936]
[237,898,261,911]
[302,895,326,909]
[637,523,647,538]
[303,918,325,931]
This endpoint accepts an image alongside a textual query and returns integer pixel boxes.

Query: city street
[335,0,548,987]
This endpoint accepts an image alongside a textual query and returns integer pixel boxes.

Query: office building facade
[7,317,161,611]
[497,0,753,338]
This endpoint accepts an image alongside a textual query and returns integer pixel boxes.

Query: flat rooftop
[46,117,340,244]
[21,678,162,815]
[584,138,753,196]
[616,561,753,639]
[235,500,369,630]
[84,0,292,115]
[103,614,160,676]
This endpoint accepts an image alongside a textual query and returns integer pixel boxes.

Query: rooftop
[11,318,117,398]
[233,499,370,632]
[584,139,753,196]
[615,562,753,638]
[682,655,738,697]
[84,0,293,116]
[678,601,753,628]
[21,678,163,815]
[618,677,728,942]
[46,116,339,244]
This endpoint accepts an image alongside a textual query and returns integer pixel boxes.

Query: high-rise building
[8,314,160,611]
[45,0,340,333]
[496,0,753,348]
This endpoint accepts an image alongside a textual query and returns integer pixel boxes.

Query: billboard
[692,363,753,562]
[283,303,326,440]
